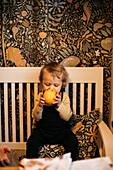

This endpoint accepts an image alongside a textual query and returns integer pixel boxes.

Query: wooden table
[0,167,18,170]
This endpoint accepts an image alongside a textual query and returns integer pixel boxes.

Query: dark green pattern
[69,109,100,159]
[38,144,65,158]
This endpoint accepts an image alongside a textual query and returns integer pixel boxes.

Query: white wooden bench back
[0,67,103,148]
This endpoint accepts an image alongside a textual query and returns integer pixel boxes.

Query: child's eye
[54,84,59,87]
[45,83,50,86]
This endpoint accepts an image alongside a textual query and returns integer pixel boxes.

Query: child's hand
[53,92,62,108]
[33,118,36,125]
[36,93,45,112]
[38,93,45,108]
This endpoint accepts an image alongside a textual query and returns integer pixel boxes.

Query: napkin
[19,153,72,170]
[72,157,113,170]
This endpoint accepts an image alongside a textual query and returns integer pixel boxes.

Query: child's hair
[39,62,69,89]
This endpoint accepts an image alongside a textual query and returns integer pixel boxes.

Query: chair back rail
[0,67,103,147]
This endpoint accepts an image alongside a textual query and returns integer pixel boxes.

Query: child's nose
[50,85,54,90]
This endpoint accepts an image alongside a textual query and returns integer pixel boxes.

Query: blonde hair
[39,62,69,89]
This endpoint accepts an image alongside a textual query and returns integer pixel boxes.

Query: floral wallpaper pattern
[0,0,113,124]
[0,3,2,59]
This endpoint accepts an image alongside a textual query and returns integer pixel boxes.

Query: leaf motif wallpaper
[0,4,2,59]
[0,0,113,124]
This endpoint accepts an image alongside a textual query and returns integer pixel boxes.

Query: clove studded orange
[43,89,56,105]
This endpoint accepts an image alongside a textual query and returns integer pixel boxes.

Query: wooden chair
[0,67,113,163]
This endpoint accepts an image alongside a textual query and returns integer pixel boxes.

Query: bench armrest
[97,120,113,162]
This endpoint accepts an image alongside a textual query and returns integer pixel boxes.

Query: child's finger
[40,97,45,102]
[40,93,43,97]
[56,92,61,97]
[53,101,58,105]
[55,95,61,101]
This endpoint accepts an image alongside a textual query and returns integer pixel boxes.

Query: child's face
[42,69,62,94]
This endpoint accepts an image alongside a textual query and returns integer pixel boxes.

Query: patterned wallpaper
[0,2,2,60]
[0,0,113,124]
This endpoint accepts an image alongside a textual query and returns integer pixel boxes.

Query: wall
[0,2,2,59]
[0,0,113,124]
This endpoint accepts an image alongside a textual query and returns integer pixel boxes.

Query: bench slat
[19,83,24,142]
[88,83,92,113]
[27,83,31,139]
[12,83,16,142]
[80,83,84,115]
[73,83,77,115]
[34,83,38,106]
[4,83,9,142]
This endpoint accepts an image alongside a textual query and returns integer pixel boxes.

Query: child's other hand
[53,92,61,107]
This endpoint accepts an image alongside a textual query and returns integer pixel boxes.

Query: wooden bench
[0,67,113,164]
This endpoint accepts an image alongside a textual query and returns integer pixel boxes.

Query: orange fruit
[43,89,56,105]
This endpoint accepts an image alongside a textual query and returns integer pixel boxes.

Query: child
[26,62,78,161]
